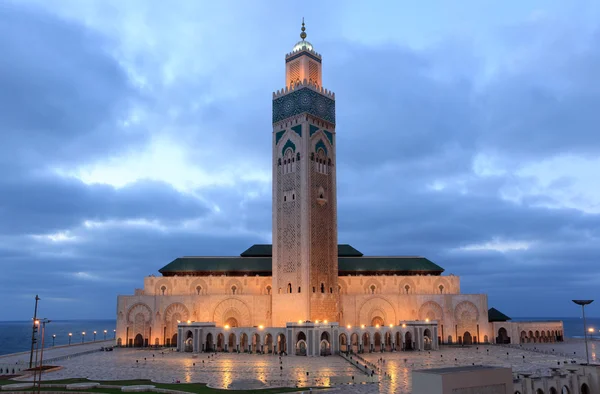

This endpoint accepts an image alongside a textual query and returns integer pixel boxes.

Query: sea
[0,317,599,356]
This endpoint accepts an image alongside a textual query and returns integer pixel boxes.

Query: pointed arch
[358,297,396,328]
[398,278,416,294]
[212,298,252,327]
[418,301,444,322]
[453,301,480,322]
[189,278,208,295]
[126,303,152,324]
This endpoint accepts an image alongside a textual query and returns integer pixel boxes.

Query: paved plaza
[6,340,594,393]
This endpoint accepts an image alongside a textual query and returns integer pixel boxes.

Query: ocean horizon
[1,317,599,356]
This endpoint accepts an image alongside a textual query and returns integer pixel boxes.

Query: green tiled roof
[159,244,444,276]
[240,244,364,257]
[240,244,273,257]
[338,256,443,274]
[488,307,511,322]
[160,256,272,275]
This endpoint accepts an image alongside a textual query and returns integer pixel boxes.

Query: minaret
[271,20,338,326]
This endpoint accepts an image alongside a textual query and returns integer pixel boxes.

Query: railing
[339,352,378,377]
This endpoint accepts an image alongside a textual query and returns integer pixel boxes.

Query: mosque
[115,23,563,356]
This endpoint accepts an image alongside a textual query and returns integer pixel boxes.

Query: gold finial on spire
[300,17,307,40]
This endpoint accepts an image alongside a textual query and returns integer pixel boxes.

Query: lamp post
[93,331,97,342]
[572,299,594,365]
[113,329,116,339]
[35,318,51,394]
[82,332,86,343]
[29,295,40,369]
[68,333,72,345]
[588,328,595,340]
[103,330,107,340]
[52,335,56,347]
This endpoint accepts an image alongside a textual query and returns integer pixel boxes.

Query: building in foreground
[116,23,563,356]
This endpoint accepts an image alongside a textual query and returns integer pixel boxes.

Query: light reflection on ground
[35,342,591,393]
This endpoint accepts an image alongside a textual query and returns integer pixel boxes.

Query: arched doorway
[405,331,413,350]
[581,383,590,394]
[265,333,273,353]
[371,316,384,327]
[320,332,331,356]
[216,333,225,352]
[561,386,570,394]
[117,338,122,346]
[396,332,402,349]
[133,334,144,347]
[184,331,193,352]
[549,387,558,394]
[240,333,248,352]
[296,332,307,356]
[205,333,213,352]
[350,333,359,353]
[535,390,544,394]
[520,331,527,343]
[362,333,370,352]
[339,333,348,353]
[463,331,473,345]
[374,332,382,352]
[277,333,287,354]
[228,333,236,352]
[384,332,392,351]
[252,333,261,353]
[497,327,510,344]
[424,329,432,350]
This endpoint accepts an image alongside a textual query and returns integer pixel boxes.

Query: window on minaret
[196,286,202,295]
[313,287,316,293]
[405,285,410,294]
[161,286,166,295]
[315,149,328,174]
[231,286,237,295]
[287,283,292,293]
[266,286,272,295]
[320,283,325,293]
[370,285,376,295]
[439,285,444,294]
[298,286,301,293]
[283,149,295,175]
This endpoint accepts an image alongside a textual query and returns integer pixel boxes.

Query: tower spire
[300,17,307,41]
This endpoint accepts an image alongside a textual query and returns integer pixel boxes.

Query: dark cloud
[0,2,147,170]
[0,174,211,235]
[1,2,600,320]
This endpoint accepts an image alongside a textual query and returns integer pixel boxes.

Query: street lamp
[588,327,595,340]
[93,331,97,342]
[68,333,72,346]
[82,332,86,343]
[572,299,594,364]
[32,318,51,394]
[52,334,56,347]
[113,329,116,339]
[103,330,107,340]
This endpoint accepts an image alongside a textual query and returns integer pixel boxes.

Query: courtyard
[11,341,591,393]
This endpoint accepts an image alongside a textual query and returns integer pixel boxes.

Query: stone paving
[11,343,592,393]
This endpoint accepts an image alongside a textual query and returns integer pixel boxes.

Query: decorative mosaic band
[273,87,336,125]
[285,51,322,64]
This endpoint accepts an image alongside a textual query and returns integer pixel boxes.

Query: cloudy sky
[1,0,599,320]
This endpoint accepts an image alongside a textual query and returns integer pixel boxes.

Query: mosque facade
[115,24,563,356]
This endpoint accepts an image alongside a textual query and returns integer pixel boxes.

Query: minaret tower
[271,20,338,326]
